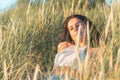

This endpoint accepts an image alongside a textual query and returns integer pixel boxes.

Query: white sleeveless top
[54,45,87,69]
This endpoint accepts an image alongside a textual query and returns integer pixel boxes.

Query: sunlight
[0,0,17,14]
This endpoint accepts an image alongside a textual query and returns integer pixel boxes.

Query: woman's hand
[57,41,72,52]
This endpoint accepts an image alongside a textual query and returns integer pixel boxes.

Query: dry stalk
[27,0,31,15]
[111,5,114,49]
[98,48,105,80]
[105,5,113,40]
[33,64,40,80]
[76,0,81,10]
[62,1,66,16]
[75,23,87,79]
[109,51,113,69]
[27,74,30,80]
[26,0,31,28]
[86,21,90,48]
[109,50,114,79]
[84,21,89,79]
[71,0,75,14]
[41,0,45,16]
[11,18,17,36]
[64,69,69,80]
[4,60,8,80]
[114,48,120,78]
[0,26,2,45]
[84,0,88,9]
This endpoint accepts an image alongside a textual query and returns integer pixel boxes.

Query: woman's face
[67,18,85,44]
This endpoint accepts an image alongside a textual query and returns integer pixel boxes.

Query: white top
[54,45,87,69]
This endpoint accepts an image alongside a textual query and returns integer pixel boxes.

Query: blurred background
[0,0,120,79]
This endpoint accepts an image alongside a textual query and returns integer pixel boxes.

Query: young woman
[51,14,100,79]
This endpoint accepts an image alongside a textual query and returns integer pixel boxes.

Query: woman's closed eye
[76,22,82,27]
[69,27,74,31]
[75,24,79,29]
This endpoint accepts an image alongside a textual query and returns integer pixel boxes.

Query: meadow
[0,0,120,80]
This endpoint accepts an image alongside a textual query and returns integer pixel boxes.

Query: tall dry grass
[0,0,120,79]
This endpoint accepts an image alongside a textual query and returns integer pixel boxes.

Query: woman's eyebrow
[76,21,81,24]
[67,24,73,29]
[68,21,81,29]
[68,25,72,28]
[68,25,75,31]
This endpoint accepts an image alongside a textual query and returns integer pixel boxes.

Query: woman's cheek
[70,32,76,41]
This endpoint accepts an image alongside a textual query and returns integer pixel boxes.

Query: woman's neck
[80,42,87,47]
[75,41,87,47]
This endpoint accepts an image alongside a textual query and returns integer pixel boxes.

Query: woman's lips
[74,31,78,36]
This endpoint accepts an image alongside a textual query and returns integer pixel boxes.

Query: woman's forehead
[67,18,83,27]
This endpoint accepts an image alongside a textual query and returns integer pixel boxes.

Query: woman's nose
[73,26,78,35]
